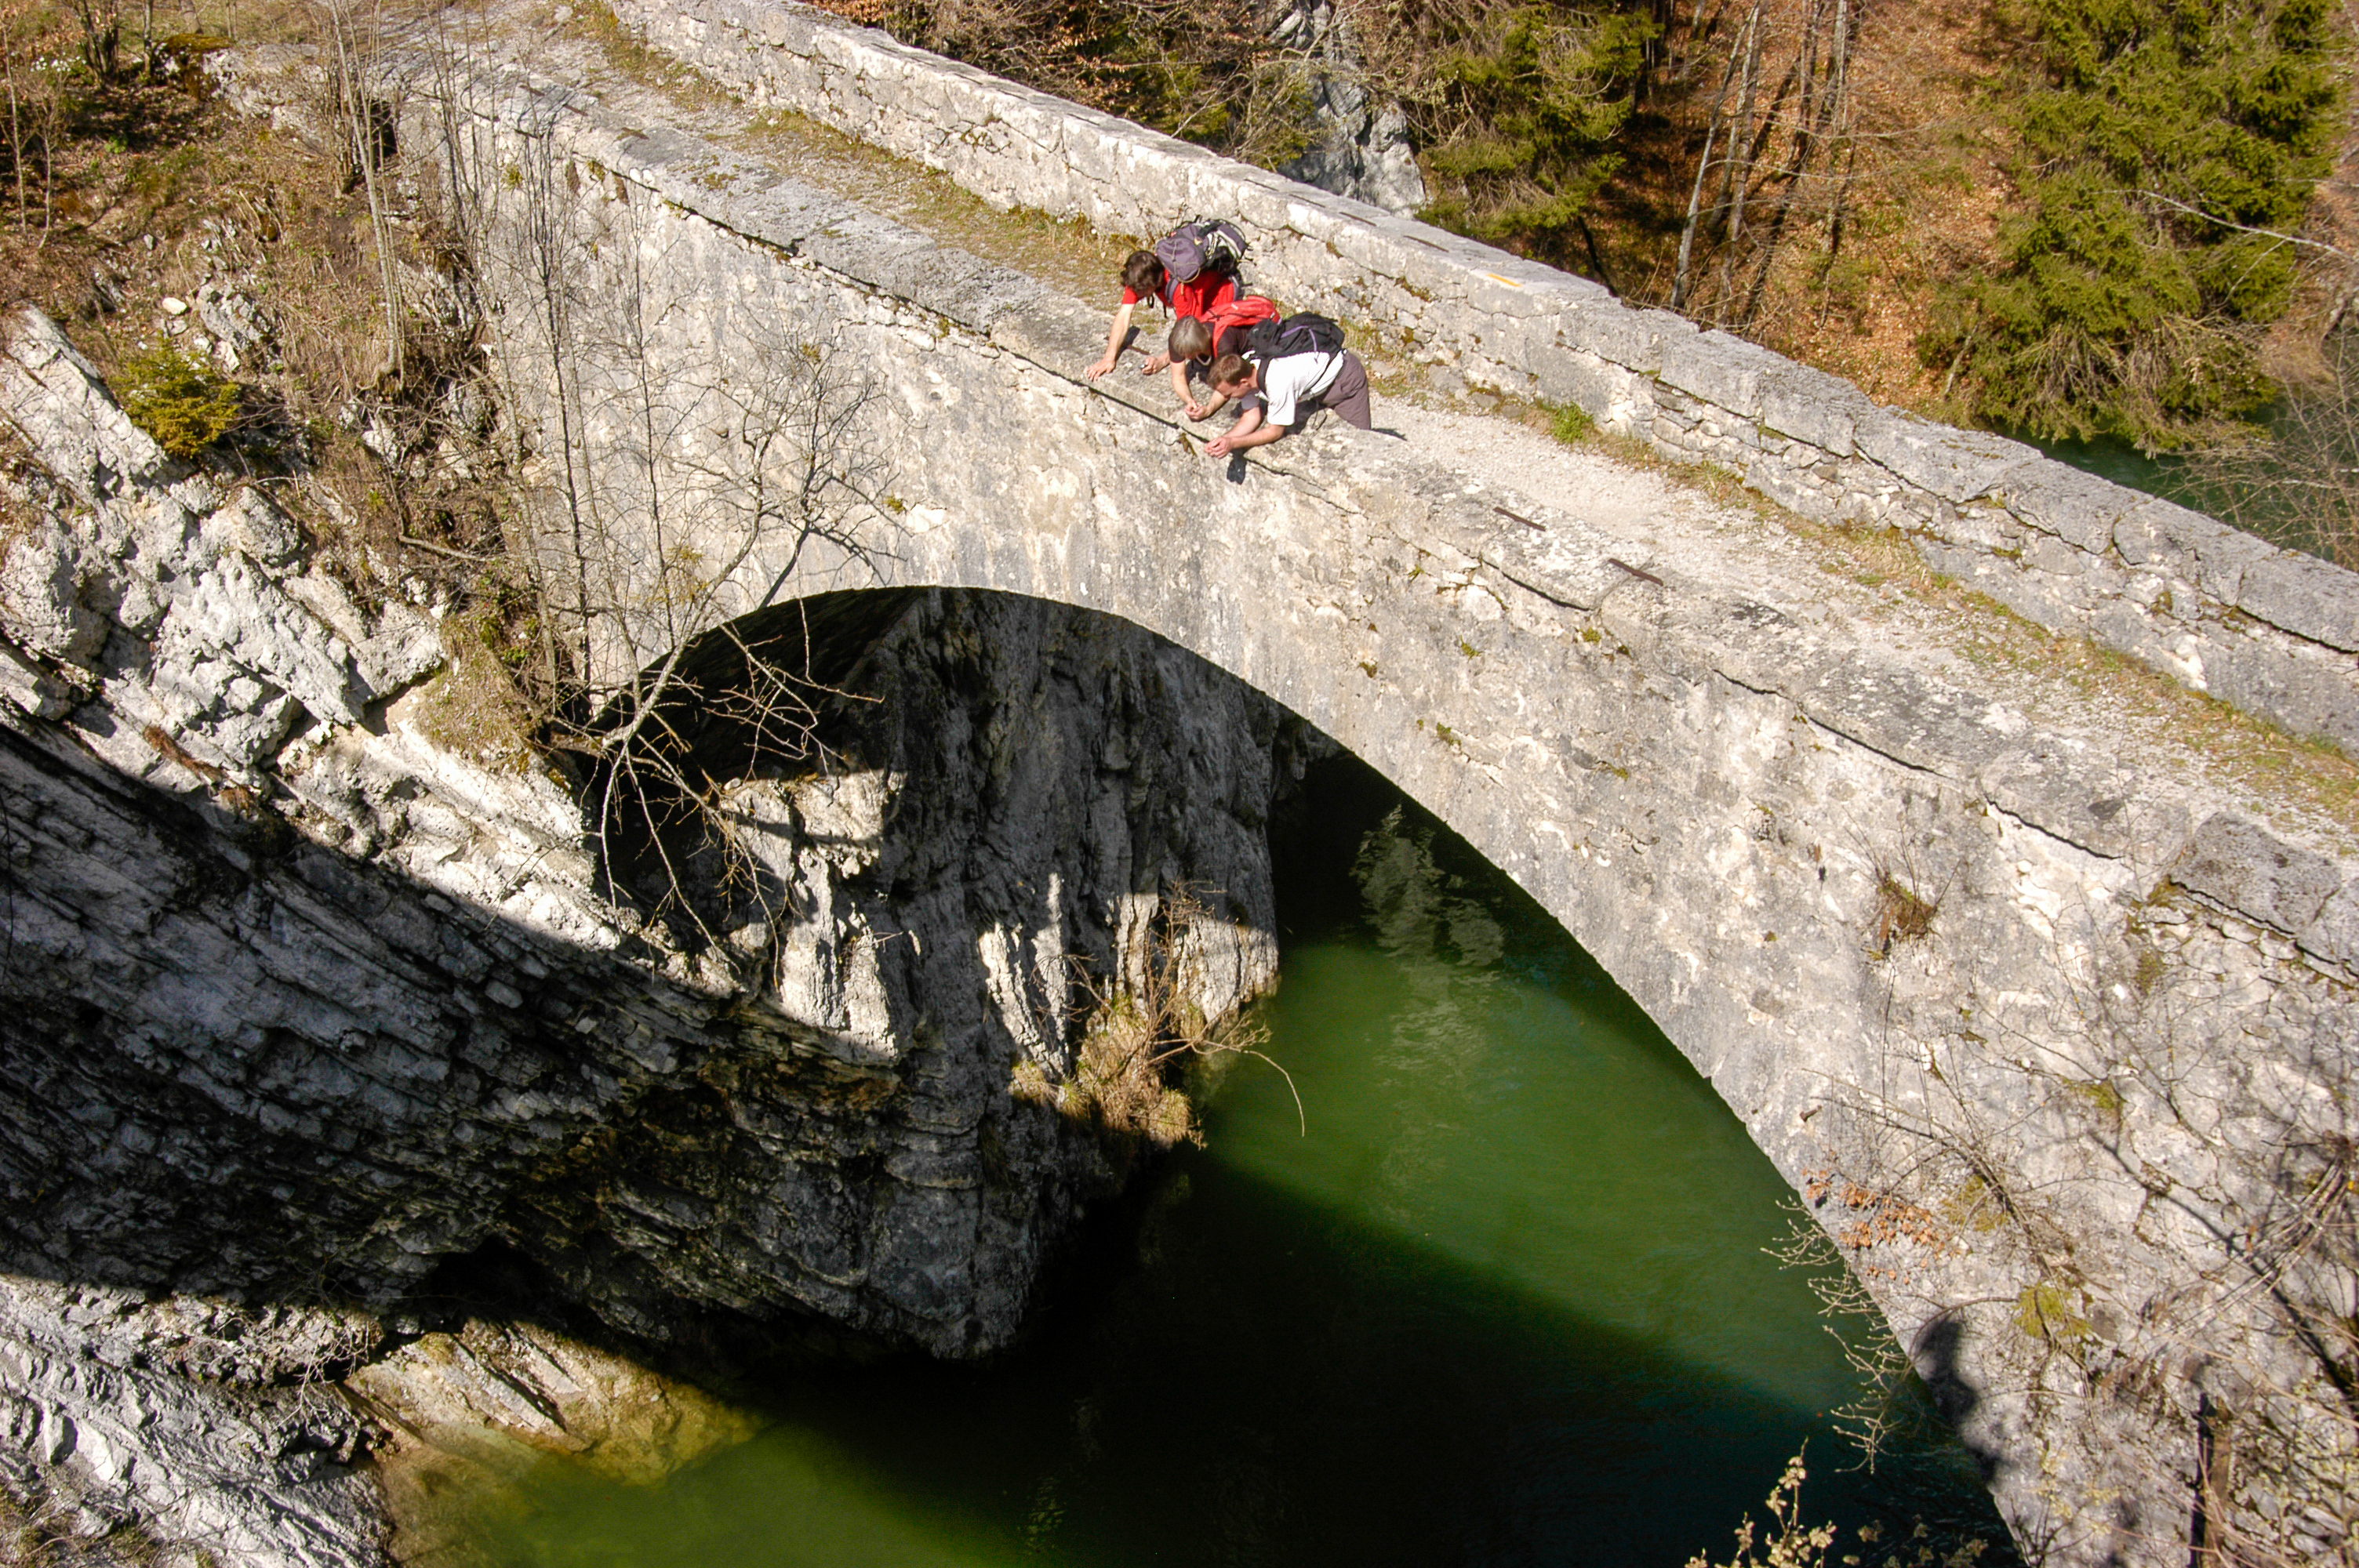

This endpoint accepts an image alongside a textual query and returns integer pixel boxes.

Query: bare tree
[455,106,900,943]
[319,0,405,387]
[1671,0,1860,328]
[2189,359,2359,572]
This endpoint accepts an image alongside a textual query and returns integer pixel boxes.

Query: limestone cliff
[0,307,1299,1563]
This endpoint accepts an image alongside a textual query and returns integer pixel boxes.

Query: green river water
[460,761,2012,1567]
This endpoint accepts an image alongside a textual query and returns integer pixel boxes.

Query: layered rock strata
[0,307,1295,1561]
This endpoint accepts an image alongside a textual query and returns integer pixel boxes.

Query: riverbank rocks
[351,1319,759,1563]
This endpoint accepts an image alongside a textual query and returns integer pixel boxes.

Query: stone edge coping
[605,0,2359,750]
[337,47,2359,982]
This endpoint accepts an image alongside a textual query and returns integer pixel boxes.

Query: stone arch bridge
[12,5,2350,1565]
[304,7,2359,1559]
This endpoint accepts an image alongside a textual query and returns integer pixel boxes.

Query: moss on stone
[114,343,240,459]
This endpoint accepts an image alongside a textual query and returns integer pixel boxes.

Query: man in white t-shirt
[1201,344,1372,458]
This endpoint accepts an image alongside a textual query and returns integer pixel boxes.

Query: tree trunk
[326,0,405,387]
[1710,0,1768,325]
[1673,0,1757,313]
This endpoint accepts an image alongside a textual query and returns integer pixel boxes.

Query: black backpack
[1243,311,1346,365]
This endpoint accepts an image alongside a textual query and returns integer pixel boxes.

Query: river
[454,758,2014,1567]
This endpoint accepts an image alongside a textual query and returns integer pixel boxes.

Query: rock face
[0,305,1298,1559]
[1274,5,1428,217]
[351,1316,758,1564]
[0,1275,385,1568]
[0,1271,751,1568]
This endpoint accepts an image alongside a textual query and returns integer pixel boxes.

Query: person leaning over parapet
[1165,294,1280,420]
[1200,312,1369,458]
[1083,219,1245,382]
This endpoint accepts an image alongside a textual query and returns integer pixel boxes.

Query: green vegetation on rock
[114,343,242,459]
[1926,0,2344,447]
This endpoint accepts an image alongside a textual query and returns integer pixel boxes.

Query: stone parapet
[605,0,2359,750]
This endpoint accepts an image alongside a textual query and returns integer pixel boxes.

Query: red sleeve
[1119,287,1144,307]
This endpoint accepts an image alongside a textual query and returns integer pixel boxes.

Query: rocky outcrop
[1274,5,1427,217]
[351,1316,758,1564]
[0,1276,384,1568]
[0,1272,754,1568]
[0,303,1299,1559]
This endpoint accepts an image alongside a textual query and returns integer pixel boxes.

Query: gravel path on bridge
[1375,399,2000,693]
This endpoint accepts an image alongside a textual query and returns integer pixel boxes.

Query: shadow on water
[463,757,2016,1568]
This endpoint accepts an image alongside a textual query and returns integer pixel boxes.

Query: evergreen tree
[1928,0,2343,447]
[1398,3,1659,263]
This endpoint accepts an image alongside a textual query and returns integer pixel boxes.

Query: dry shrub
[413,625,540,772]
[1683,1449,1839,1568]
[1023,890,1298,1152]
[1871,872,1937,953]
[0,422,40,562]
[1063,995,1200,1149]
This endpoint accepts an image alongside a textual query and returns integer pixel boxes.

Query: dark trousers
[1300,351,1371,430]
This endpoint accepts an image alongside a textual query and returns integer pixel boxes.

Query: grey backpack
[1153,217,1248,284]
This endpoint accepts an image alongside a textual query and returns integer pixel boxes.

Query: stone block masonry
[606,0,2359,752]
